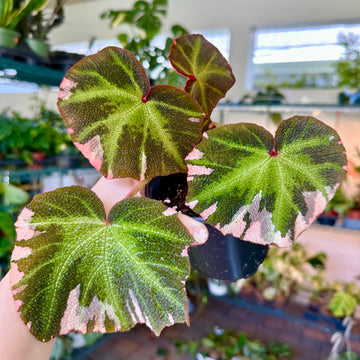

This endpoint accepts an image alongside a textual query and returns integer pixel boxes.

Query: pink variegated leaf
[58,46,204,180]
[10,186,193,341]
[169,34,235,128]
[186,116,347,247]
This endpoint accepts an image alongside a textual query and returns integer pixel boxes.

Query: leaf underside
[169,34,235,125]
[10,186,193,341]
[57,46,204,180]
[186,116,347,247]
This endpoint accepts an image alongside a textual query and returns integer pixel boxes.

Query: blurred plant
[50,333,103,360]
[328,281,360,318]
[186,269,209,312]
[237,243,327,302]
[324,148,360,217]
[336,351,360,360]
[252,72,285,105]
[0,182,30,215]
[325,185,354,216]
[0,110,34,163]
[0,0,47,31]
[310,278,360,319]
[21,0,66,41]
[0,183,28,276]
[335,32,360,89]
[101,0,188,85]
[0,106,73,164]
[175,327,292,360]
[0,210,16,278]
[32,104,73,155]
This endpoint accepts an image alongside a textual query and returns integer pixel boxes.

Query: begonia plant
[10,34,347,342]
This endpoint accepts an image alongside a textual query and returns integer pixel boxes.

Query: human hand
[92,176,209,246]
[0,176,208,360]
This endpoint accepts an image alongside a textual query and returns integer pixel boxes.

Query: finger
[178,213,209,246]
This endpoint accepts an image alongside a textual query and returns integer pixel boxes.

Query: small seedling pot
[146,174,269,282]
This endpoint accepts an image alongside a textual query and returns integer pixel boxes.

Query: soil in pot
[146,173,269,282]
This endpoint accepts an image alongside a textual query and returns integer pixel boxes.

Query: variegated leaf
[169,34,235,121]
[186,116,347,247]
[10,186,193,341]
[57,46,204,180]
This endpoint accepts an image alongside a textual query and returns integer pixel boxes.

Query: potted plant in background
[20,0,66,58]
[0,183,29,277]
[175,327,292,360]
[9,33,347,342]
[317,186,353,226]
[342,196,360,230]
[317,147,360,230]
[0,110,34,165]
[341,147,360,230]
[0,0,47,49]
[335,32,360,104]
[227,243,327,308]
[101,0,188,86]
[0,211,16,278]
[328,281,360,319]
[0,107,74,167]
[307,277,360,334]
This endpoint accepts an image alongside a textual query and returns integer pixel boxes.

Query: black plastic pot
[146,174,269,282]
[188,220,268,282]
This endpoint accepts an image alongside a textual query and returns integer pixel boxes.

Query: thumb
[178,213,209,246]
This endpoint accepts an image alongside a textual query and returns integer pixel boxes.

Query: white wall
[298,225,360,285]
[0,91,58,117]
[48,0,360,99]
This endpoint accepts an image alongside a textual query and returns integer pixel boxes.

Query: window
[0,29,230,93]
[249,23,360,89]
[54,29,231,60]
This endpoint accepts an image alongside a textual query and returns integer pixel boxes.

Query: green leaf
[169,34,235,119]
[58,46,204,180]
[0,212,15,240]
[1,183,30,205]
[170,25,188,38]
[186,116,347,246]
[329,291,357,317]
[117,33,128,47]
[8,0,47,30]
[11,186,194,341]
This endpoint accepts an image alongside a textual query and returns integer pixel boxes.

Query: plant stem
[124,178,150,199]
